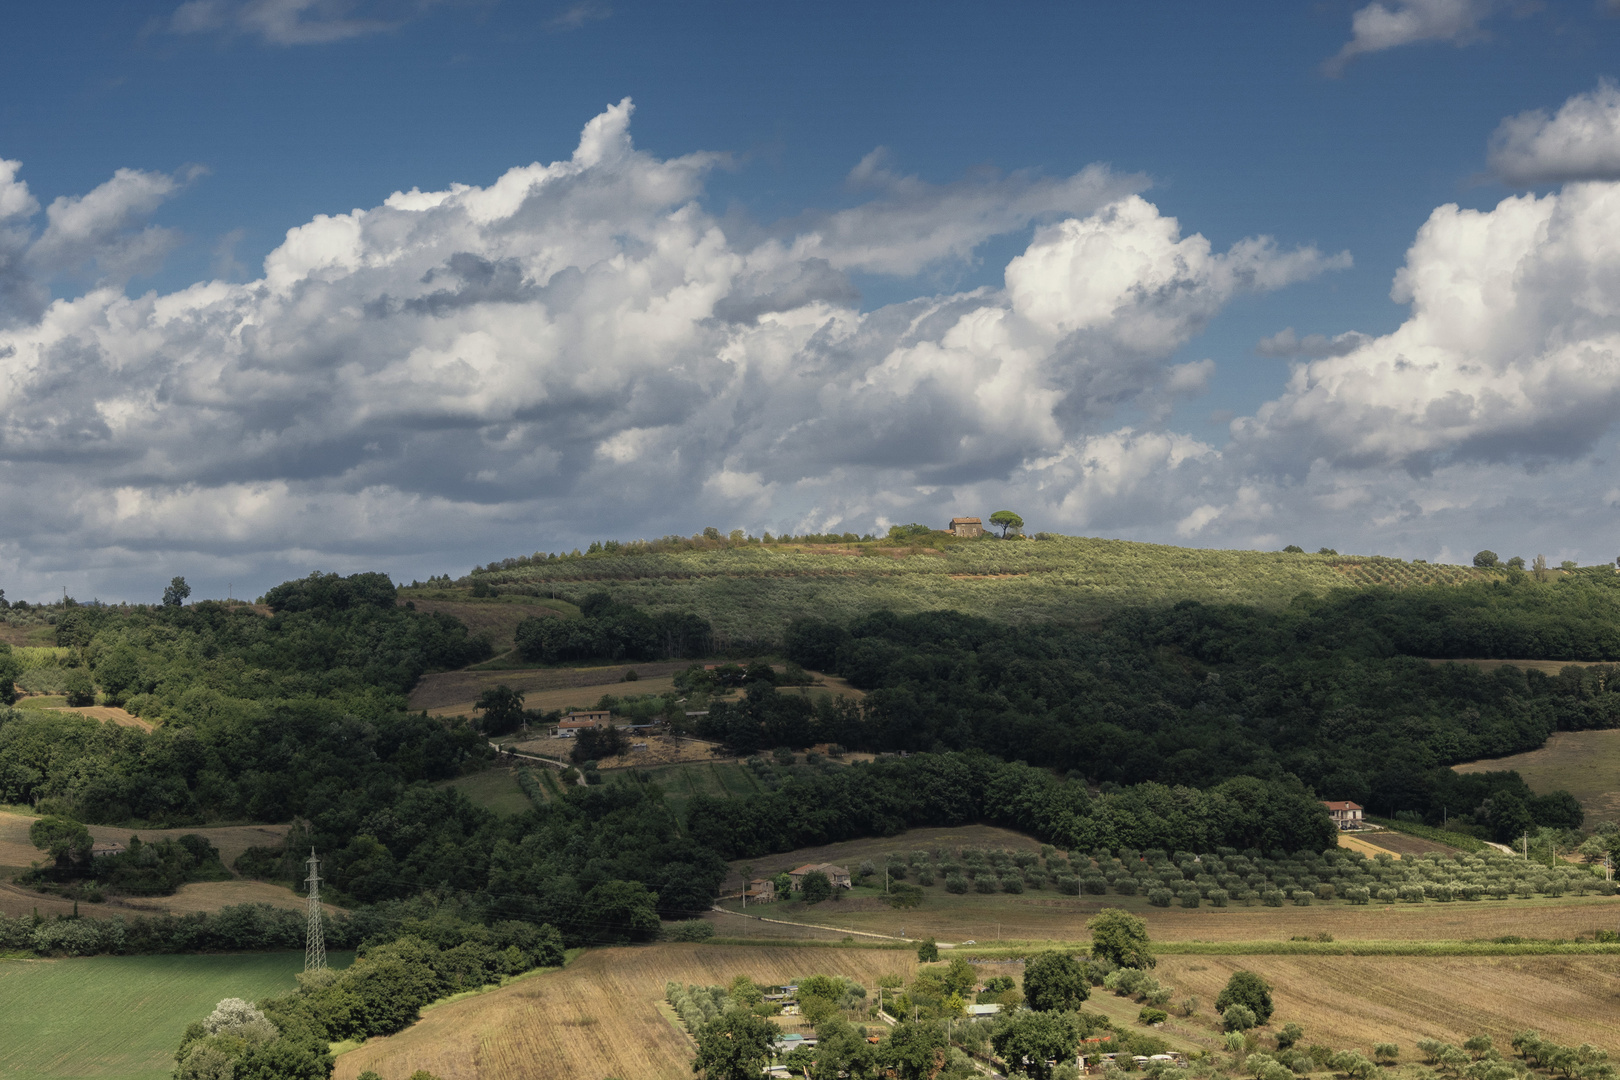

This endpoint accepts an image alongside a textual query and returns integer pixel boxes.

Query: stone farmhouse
[947,516,984,538]
[788,862,852,889]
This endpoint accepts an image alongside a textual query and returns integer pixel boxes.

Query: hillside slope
[443,535,1500,646]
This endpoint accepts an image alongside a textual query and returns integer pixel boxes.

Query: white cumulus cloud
[1490,81,1620,186]
[1324,0,1493,76]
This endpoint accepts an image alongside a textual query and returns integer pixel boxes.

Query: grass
[441,534,1504,648]
[1454,729,1620,824]
[1364,818,1489,853]
[437,767,535,817]
[0,951,352,1080]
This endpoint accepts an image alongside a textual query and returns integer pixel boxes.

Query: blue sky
[4,1,1620,602]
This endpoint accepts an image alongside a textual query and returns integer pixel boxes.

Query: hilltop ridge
[412,533,1512,648]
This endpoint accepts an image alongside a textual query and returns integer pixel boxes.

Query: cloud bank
[6,93,1620,600]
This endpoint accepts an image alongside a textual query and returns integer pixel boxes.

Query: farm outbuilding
[947,516,984,538]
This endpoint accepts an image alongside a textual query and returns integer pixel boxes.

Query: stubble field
[333,944,920,1080]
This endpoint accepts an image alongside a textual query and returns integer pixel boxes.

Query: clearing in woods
[437,766,537,817]
[403,596,577,654]
[1454,729,1620,824]
[0,951,351,1080]
[408,661,688,714]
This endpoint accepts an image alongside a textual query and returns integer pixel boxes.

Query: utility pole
[304,849,326,971]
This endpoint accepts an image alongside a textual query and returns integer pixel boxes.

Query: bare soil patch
[1341,829,1460,857]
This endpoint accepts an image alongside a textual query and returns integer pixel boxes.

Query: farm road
[708,905,947,945]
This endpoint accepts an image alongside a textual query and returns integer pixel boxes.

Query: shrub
[1083,876,1109,895]
[1277,1023,1304,1050]
[1377,888,1399,903]
[1344,887,1371,905]
[945,874,968,894]
[1113,877,1138,896]
[1375,1044,1400,1062]
[1261,890,1284,907]
[916,869,935,886]
[1208,888,1230,908]
[1147,888,1173,908]
[1223,1003,1258,1032]
[663,920,715,942]
[1312,883,1335,901]
[1001,874,1025,895]
[1178,891,1200,908]
[975,876,998,894]
[1056,875,1080,895]
[1139,1007,1168,1026]
[1291,891,1312,907]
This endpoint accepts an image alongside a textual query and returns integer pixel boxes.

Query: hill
[435,534,1505,648]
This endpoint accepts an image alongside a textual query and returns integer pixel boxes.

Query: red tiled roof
[1322,800,1363,811]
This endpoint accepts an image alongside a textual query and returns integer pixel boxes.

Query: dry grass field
[1155,954,1620,1053]
[334,944,920,1080]
[333,945,1620,1080]
[1454,729,1620,824]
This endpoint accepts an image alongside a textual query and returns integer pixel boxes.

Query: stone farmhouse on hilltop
[947,517,984,538]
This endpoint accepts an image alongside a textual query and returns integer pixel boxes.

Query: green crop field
[439,534,1500,646]
[0,951,352,1080]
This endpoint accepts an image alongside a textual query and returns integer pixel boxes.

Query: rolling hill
[419,534,1504,648]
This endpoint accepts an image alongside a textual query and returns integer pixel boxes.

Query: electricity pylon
[304,848,326,971]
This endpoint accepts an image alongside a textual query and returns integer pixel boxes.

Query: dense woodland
[742,576,1620,840]
[0,566,1612,950]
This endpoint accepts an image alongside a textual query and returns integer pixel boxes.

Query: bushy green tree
[1216,971,1273,1024]
[1023,951,1090,1012]
[692,1008,779,1080]
[992,1009,1083,1080]
[162,577,192,607]
[1087,908,1153,969]
[799,871,833,904]
[475,684,526,736]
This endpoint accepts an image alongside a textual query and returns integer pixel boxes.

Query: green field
[0,951,352,1080]
[438,766,536,816]
[606,760,766,820]
[1455,729,1620,824]
[440,534,1499,646]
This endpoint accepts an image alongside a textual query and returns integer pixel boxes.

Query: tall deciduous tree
[1087,908,1154,969]
[163,577,192,607]
[475,684,526,735]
